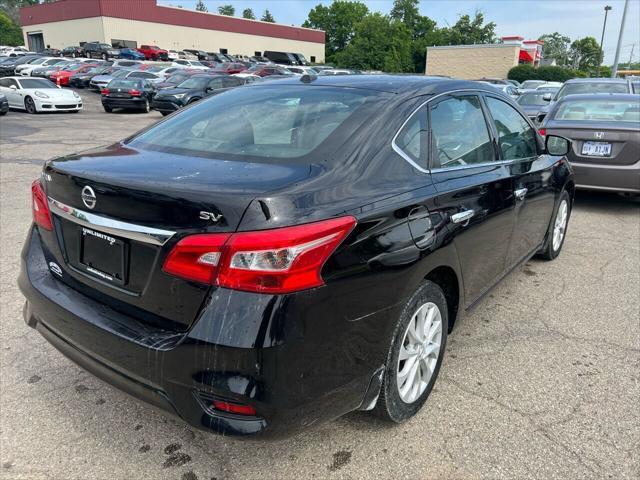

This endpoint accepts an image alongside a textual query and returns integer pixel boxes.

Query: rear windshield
[19,78,57,89]
[521,80,546,89]
[517,92,549,106]
[130,86,375,160]
[556,82,629,99]
[109,79,143,89]
[553,99,640,123]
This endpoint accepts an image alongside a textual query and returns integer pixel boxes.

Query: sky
[160,0,640,64]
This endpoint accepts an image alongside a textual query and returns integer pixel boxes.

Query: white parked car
[231,73,262,83]
[167,50,198,60]
[171,59,209,70]
[17,57,65,76]
[535,82,563,90]
[2,46,34,57]
[0,77,82,113]
[285,66,319,75]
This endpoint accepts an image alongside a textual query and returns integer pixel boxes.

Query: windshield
[29,58,47,65]
[517,92,551,106]
[100,44,112,49]
[521,80,546,89]
[553,99,640,122]
[556,82,629,99]
[130,86,374,160]
[191,61,206,67]
[177,76,213,89]
[111,69,130,78]
[19,78,57,89]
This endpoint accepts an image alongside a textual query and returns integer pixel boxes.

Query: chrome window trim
[48,197,176,246]
[391,88,513,174]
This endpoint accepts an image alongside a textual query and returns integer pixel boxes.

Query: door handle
[451,209,475,224]
[515,188,528,201]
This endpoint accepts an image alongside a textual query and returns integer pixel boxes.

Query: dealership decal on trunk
[82,227,117,246]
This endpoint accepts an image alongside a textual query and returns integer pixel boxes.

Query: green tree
[217,4,234,16]
[261,9,275,22]
[539,32,571,66]
[303,1,369,63]
[569,36,601,72]
[242,8,255,19]
[195,0,207,12]
[442,11,497,45]
[389,0,420,32]
[0,0,39,23]
[0,10,23,46]
[335,13,413,73]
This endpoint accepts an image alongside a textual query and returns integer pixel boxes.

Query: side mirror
[9,85,17,90]
[542,93,552,102]
[546,135,571,156]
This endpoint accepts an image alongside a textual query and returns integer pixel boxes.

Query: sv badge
[199,211,223,223]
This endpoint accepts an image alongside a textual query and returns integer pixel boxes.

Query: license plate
[581,141,611,157]
[80,227,126,284]
[111,93,128,98]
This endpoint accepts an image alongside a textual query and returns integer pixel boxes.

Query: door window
[485,96,537,160]
[429,95,494,168]
[208,78,224,90]
[394,105,427,167]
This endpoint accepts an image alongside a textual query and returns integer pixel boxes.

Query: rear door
[428,93,516,305]
[482,94,556,266]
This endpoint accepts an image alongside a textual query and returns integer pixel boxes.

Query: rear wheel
[538,190,571,260]
[24,97,37,114]
[373,280,448,423]
[142,99,150,113]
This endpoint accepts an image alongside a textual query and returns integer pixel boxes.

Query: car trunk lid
[41,143,312,330]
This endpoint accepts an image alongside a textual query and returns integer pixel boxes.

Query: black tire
[141,99,150,113]
[102,53,108,61]
[0,111,6,116]
[85,51,91,58]
[24,96,37,114]
[160,111,169,116]
[538,189,571,261]
[372,280,448,423]
[72,52,77,58]
[103,105,113,113]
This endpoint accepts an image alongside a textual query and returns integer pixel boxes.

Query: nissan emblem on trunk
[81,186,97,209]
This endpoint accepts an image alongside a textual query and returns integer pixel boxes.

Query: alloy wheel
[552,199,568,251]
[396,302,442,404]
[25,97,36,114]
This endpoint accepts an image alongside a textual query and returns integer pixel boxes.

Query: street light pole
[599,5,612,76]
[611,0,629,78]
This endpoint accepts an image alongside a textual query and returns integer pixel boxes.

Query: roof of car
[259,74,494,95]
[564,77,630,84]
[554,93,639,102]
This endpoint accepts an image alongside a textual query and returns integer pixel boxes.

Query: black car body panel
[151,75,244,113]
[19,75,574,438]
[0,93,9,114]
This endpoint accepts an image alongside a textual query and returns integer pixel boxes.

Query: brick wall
[425,44,520,79]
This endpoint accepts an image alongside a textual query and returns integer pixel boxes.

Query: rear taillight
[211,399,256,416]
[101,88,109,95]
[128,89,141,96]
[163,216,356,294]
[538,128,546,137]
[31,180,53,231]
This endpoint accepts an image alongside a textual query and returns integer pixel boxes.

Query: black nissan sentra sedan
[19,75,574,439]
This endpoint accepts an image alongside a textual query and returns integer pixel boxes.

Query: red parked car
[136,45,169,60]
[213,62,248,75]
[246,65,293,77]
[50,63,98,86]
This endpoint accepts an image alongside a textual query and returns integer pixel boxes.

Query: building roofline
[20,0,325,44]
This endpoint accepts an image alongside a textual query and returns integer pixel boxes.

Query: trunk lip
[48,197,176,246]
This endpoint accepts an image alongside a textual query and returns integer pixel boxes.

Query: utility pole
[611,0,629,78]
[599,5,612,76]
[627,43,635,70]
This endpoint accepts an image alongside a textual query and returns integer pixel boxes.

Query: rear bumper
[102,97,148,109]
[18,228,389,438]
[571,159,640,193]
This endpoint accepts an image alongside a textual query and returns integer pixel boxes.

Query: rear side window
[130,86,373,160]
[485,97,537,160]
[394,105,427,167]
[429,95,494,168]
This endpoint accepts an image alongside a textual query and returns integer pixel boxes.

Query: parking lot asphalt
[1,89,639,480]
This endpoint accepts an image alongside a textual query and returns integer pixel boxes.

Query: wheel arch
[425,265,461,333]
